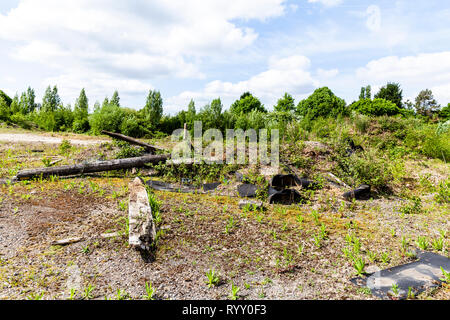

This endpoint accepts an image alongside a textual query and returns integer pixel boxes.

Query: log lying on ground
[14,153,170,180]
[129,177,157,252]
[101,130,167,153]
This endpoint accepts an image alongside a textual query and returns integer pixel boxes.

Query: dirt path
[0,133,108,146]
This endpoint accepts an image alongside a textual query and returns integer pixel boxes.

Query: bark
[15,154,170,180]
[101,130,167,153]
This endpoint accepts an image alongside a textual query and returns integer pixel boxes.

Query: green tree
[359,85,371,100]
[414,89,439,117]
[274,93,295,112]
[73,88,90,132]
[42,85,61,113]
[10,94,20,114]
[0,96,11,121]
[210,98,223,119]
[186,99,196,128]
[296,87,346,119]
[144,90,163,128]
[18,87,36,114]
[374,82,403,108]
[230,92,266,115]
[0,90,12,107]
[349,98,402,116]
[439,103,450,120]
[110,91,120,107]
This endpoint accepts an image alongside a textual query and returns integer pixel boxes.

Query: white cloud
[356,51,450,104]
[307,0,343,7]
[366,5,381,32]
[166,55,318,113]
[0,0,287,104]
[317,68,339,79]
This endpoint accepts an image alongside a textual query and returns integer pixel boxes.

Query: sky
[0,0,450,114]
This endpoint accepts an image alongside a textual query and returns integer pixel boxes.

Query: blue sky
[1,0,449,113]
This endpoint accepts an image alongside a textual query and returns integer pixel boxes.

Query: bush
[296,87,347,119]
[334,149,394,191]
[89,104,125,135]
[114,140,146,159]
[120,114,149,138]
[9,113,33,129]
[404,123,450,161]
[349,98,402,116]
[439,104,450,120]
[72,118,90,133]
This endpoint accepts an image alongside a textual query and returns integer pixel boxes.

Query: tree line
[0,82,449,138]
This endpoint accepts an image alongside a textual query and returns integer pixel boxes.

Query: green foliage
[230,92,266,115]
[374,82,403,108]
[205,268,220,288]
[42,85,61,113]
[359,85,371,100]
[0,96,11,122]
[439,104,450,120]
[89,101,125,135]
[73,88,90,133]
[334,148,394,191]
[114,140,146,159]
[435,179,450,204]
[0,90,12,107]
[274,93,295,112]
[349,98,402,116]
[144,90,163,128]
[296,87,346,119]
[59,139,72,154]
[414,89,439,117]
[143,282,156,300]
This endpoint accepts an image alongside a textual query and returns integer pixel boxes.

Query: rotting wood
[128,177,156,251]
[51,237,84,246]
[101,130,167,153]
[14,153,170,180]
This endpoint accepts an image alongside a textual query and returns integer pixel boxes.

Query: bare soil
[0,130,448,300]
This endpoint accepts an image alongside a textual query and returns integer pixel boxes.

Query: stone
[129,177,157,251]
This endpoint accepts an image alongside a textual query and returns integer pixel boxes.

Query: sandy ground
[0,133,108,146]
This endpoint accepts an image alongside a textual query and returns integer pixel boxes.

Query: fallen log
[101,130,167,153]
[14,153,170,180]
[129,177,157,252]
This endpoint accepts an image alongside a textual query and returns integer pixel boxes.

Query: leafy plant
[416,236,429,250]
[353,257,366,276]
[143,282,156,300]
[83,284,95,300]
[440,267,450,283]
[229,282,240,300]
[205,268,220,288]
[431,237,444,252]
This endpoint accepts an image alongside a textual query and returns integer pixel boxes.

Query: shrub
[120,114,149,138]
[0,96,11,122]
[89,103,125,135]
[9,113,33,129]
[334,149,394,191]
[72,118,90,133]
[439,104,450,120]
[296,87,347,119]
[114,140,146,159]
[349,98,402,116]
[230,92,266,115]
